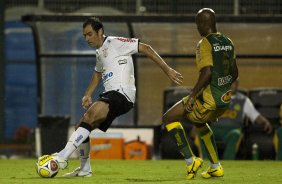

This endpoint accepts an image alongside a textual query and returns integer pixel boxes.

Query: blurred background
[0,0,281,160]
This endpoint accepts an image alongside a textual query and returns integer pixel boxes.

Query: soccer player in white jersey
[52,17,183,177]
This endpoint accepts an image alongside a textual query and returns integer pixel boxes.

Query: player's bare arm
[138,42,183,85]
[255,115,273,134]
[185,66,212,112]
[82,72,102,109]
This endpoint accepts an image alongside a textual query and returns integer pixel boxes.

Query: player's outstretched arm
[82,72,102,109]
[138,42,183,85]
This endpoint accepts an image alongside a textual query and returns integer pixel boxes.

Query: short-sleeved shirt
[196,32,236,110]
[243,96,260,123]
[95,36,139,103]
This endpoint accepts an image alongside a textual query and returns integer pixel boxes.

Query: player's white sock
[78,138,91,172]
[185,156,194,166]
[210,162,221,169]
[58,126,90,160]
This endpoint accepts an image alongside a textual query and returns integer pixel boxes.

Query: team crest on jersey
[118,59,127,65]
[102,48,108,57]
[221,90,232,103]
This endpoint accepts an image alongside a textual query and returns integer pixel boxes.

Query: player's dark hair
[83,17,104,33]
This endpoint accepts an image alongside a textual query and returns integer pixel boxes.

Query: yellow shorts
[182,96,226,124]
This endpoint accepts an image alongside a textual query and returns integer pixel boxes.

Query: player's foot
[201,165,224,179]
[52,153,68,170]
[63,167,92,177]
[186,157,203,179]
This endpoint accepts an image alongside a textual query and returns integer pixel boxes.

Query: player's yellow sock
[166,122,194,159]
[197,123,219,164]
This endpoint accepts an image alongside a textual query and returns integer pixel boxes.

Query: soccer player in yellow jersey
[163,8,238,179]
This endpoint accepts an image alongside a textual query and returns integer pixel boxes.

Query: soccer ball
[36,155,59,178]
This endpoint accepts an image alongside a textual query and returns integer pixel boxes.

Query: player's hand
[264,121,273,134]
[168,68,183,85]
[82,96,92,109]
[185,96,195,112]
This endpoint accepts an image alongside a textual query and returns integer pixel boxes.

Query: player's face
[196,18,205,37]
[83,24,102,48]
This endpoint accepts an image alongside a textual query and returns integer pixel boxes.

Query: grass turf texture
[0,159,282,184]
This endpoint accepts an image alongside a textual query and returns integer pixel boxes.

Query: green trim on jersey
[205,33,236,109]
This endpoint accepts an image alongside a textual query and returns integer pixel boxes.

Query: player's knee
[82,110,93,123]
[82,107,107,124]
[224,129,241,143]
[229,129,241,138]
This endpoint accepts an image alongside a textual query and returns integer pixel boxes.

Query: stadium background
[0,0,281,159]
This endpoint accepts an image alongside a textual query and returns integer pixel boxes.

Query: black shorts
[97,90,134,132]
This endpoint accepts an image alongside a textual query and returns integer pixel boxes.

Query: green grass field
[0,159,282,184]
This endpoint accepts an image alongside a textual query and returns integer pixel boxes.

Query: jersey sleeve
[243,97,260,123]
[196,38,213,71]
[227,37,236,59]
[114,37,139,56]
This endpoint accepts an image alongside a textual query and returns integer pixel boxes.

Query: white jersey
[95,36,139,103]
[242,97,260,123]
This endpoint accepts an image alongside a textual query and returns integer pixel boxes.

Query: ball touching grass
[36,155,59,178]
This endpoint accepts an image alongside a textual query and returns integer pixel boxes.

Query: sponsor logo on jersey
[102,72,113,82]
[221,90,232,103]
[218,75,232,86]
[118,59,127,65]
[116,37,136,43]
[213,43,232,52]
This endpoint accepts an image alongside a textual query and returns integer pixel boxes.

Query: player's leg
[61,121,92,177]
[54,101,109,169]
[196,123,223,178]
[185,103,225,179]
[79,137,92,171]
[163,100,195,161]
[63,137,93,177]
[223,129,242,160]
[64,91,133,177]
[163,100,203,179]
[274,127,282,160]
[196,123,219,163]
